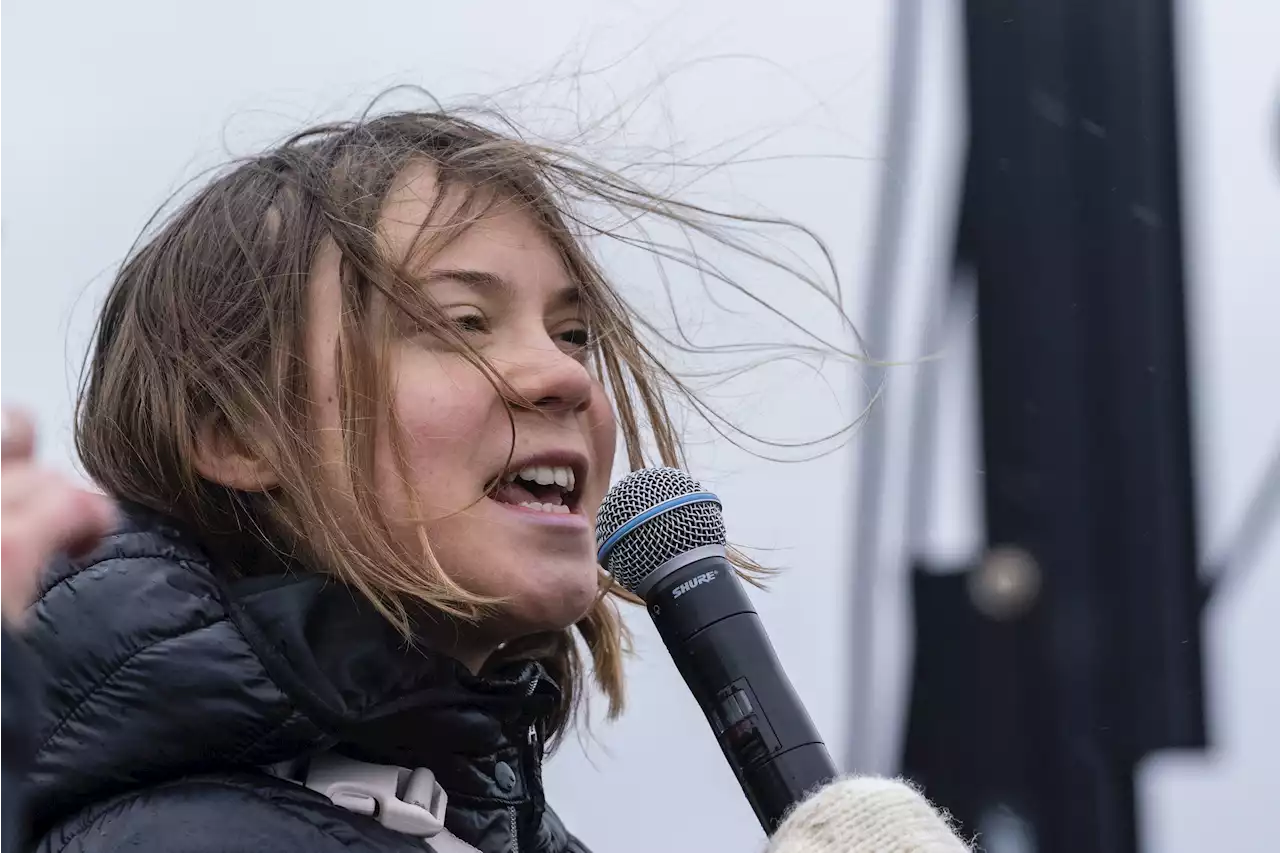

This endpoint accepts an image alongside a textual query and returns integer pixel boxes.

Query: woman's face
[307,164,617,650]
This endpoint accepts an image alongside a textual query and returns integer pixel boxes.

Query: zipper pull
[527,723,537,746]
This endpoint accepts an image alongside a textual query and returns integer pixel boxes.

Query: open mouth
[488,464,582,515]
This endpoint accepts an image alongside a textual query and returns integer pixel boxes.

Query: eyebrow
[422,268,580,310]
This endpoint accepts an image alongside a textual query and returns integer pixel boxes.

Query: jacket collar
[28,508,565,850]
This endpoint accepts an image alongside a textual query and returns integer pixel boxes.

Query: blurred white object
[768,777,969,853]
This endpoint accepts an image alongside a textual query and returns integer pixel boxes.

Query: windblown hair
[76,94,849,744]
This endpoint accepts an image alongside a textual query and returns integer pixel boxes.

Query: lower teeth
[517,501,570,515]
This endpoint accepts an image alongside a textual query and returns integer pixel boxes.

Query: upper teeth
[507,465,575,492]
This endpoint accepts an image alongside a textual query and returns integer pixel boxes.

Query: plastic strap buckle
[301,753,448,837]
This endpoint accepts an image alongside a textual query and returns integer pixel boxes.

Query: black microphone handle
[643,554,838,834]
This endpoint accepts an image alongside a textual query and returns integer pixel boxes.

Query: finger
[6,475,117,567]
[0,535,40,622]
[1,502,45,616]
[1,463,117,624]
[1,409,36,461]
[63,492,120,556]
[2,466,115,529]
[21,481,117,560]
[2,463,47,511]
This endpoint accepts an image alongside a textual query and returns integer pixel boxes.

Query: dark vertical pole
[900,2,1207,852]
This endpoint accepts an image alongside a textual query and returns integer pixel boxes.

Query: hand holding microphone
[596,468,839,833]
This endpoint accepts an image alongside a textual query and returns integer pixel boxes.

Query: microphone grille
[595,467,726,594]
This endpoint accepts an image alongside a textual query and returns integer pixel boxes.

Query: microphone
[595,467,838,834]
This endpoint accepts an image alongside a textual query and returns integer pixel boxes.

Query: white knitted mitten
[766,777,970,853]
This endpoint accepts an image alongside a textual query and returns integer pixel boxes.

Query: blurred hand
[1,408,117,624]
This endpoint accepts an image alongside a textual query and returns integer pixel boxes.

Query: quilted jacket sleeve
[0,625,36,850]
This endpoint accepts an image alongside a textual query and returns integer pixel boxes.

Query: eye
[556,326,593,351]
[448,311,490,334]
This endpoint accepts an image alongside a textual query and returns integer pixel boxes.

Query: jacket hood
[24,507,562,843]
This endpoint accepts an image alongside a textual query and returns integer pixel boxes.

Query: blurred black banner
[902,2,1208,852]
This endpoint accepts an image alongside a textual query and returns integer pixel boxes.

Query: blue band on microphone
[597,491,721,565]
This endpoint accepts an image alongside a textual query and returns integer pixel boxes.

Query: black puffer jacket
[0,627,35,853]
[23,509,590,853]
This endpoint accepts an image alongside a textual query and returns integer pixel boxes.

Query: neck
[450,644,493,675]
[409,613,499,675]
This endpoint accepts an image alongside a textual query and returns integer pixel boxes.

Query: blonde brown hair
[76,97,851,744]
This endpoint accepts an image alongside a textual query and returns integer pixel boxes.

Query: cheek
[379,354,499,509]
[586,389,619,505]
[305,346,351,491]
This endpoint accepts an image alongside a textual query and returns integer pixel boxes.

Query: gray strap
[424,827,485,853]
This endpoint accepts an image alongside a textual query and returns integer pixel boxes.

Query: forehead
[378,161,452,242]
[376,162,577,307]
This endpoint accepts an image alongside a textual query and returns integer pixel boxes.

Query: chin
[502,558,601,635]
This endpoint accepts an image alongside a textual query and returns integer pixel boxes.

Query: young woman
[9,105,969,853]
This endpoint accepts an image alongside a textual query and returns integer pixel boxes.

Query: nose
[499,331,595,414]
